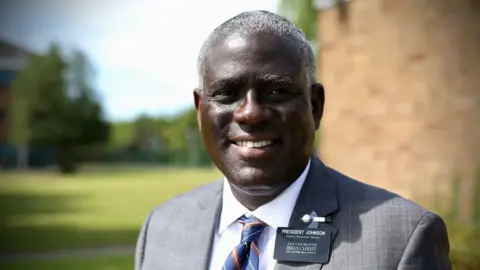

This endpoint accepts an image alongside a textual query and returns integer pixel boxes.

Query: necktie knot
[239,215,266,244]
[223,215,266,270]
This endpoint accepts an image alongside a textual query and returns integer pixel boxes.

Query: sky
[0,0,279,121]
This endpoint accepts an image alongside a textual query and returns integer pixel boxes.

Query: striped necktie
[223,215,266,270]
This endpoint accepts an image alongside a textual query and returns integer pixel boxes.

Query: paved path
[0,246,135,262]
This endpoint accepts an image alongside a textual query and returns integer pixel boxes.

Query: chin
[228,165,284,188]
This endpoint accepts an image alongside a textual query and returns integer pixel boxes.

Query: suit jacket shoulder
[322,166,451,270]
[149,180,223,219]
[330,166,429,218]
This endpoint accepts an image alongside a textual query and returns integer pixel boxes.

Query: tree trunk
[57,145,77,174]
[317,0,480,221]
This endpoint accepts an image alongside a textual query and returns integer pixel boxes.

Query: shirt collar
[218,159,311,234]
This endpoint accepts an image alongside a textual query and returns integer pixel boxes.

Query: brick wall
[317,0,480,217]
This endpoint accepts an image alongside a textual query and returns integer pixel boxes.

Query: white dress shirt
[209,160,311,270]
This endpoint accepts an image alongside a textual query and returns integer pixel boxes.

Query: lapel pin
[301,214,331,223]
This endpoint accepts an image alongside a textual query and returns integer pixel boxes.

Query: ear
[310,83,325,130]
[193,88,202,131]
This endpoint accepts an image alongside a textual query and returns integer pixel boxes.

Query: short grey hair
[197,10,316,88]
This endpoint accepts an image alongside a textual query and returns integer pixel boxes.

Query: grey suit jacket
[135,157,451,270]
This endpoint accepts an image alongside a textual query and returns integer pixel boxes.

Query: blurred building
[0,40,31,166]
[315,0,480,219]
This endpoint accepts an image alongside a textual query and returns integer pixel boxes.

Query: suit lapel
[148,181,223,270]
[186,182,223,270]
[274,156,339,270]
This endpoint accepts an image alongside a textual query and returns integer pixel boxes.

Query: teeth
[236,140,273,148]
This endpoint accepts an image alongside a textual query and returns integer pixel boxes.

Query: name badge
[273,224,334,264]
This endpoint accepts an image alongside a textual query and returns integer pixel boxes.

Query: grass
[0,254,133,270]
[0,165,221,253]
[2,164,479,269]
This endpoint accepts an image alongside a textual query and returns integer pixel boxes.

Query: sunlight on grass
[0,166,221,253]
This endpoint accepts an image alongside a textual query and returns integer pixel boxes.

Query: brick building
[0,41,31,165]
[315,0,480,218]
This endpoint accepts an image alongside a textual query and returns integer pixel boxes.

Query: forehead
[203,33,306,86]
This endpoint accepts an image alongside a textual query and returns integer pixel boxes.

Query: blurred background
[0,0,479,269]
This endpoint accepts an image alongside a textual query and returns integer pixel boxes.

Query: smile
[231,138,280,159]
[235,140,274,148]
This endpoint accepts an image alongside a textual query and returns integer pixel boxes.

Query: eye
[265,88,288,95]
[215,90,234,96]
[209,89,238,103]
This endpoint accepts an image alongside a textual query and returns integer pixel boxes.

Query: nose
[233,91,269,125]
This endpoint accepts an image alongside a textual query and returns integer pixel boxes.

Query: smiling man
[135,11,451,270]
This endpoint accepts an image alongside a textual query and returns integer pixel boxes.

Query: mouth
[230,138,281,159]
[234,140,275,148]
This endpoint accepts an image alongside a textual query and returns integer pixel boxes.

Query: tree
[10,55,41,170]
[57,50,110,172]
[10,46,67,170]
[278,0,318,41]
[130,114,163,151]
[10,44,110,173]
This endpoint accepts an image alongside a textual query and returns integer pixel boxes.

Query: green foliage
[472,167,480,225]
[67,51,110,146]
[10,44,110,173]
[447,223,480,269]
[446,170,462,221]
[9,56,40,146]
[109,121,135,149]
[104,107,210,166]
[419,168,480,269]
[278,0,318,41]
[161,108,198,152]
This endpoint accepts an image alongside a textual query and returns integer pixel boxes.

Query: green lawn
[0,166,221,254]
[0,254,133,270]
[1,166,480,269]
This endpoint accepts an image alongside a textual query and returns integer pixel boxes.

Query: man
[135,11,451,270]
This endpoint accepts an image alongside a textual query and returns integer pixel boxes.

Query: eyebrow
[258,74,295,85]
[209,74,294,88]
[209,77,241,88]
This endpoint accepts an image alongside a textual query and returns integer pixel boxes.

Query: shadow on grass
[0,192,141,255]
[0,254,134,270]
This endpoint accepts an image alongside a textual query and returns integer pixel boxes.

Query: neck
[229,182,292,211]
[228,156,312,211]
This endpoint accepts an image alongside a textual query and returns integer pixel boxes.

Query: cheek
[281,100,312,123]
[201,105,232,141]
[282,103,315,140]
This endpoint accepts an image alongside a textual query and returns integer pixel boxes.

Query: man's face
[195,32,323,188]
